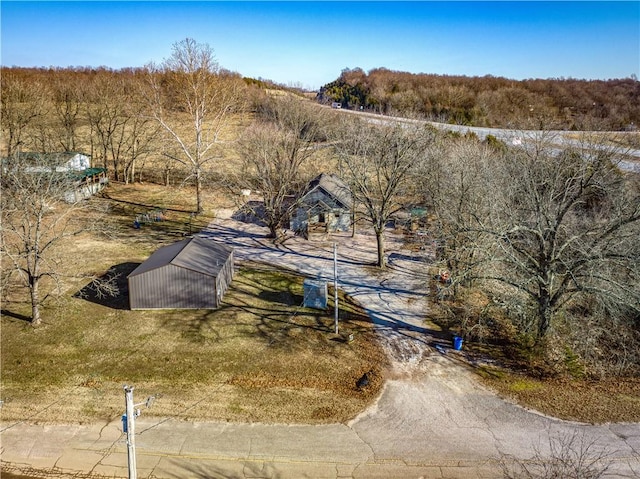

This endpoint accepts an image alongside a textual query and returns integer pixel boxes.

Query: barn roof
[128,236,233,278]
[302,173,352,209]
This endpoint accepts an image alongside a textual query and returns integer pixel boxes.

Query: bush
[502,432,612,479]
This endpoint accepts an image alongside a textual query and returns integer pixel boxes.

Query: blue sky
[1,1,639,90]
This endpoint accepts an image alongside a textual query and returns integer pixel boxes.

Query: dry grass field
[1,182,387,425]
[481,372,640,424]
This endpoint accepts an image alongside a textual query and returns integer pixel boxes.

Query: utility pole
[334,242,339,334]
[122,386,155,479]
[123,386,137,479]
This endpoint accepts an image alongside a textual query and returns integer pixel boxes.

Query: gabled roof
[128,236,233,278]
[301,173,352,209]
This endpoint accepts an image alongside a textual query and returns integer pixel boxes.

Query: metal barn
[128,236,234,310]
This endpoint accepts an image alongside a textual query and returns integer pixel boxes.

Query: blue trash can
[453,336,463,350]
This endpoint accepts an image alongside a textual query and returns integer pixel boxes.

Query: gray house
[128,236,234,310]
[291,173,353,237]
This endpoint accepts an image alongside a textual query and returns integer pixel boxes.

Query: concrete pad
[0,427,37,458]
[354,462,446,479]
[152,456,248,479]
[135,423,188,455]
[255,460,347,479]
[90,463,129,478]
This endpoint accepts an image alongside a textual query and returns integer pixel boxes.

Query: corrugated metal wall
[129,264,218,310]
[214,250,234,306]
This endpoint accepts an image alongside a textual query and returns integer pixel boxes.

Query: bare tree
[0,153,104,325]
[420,136,497,294]
[502,431,612,479]
[146,38,243,212]
[477,136,640,341]
[336,119,433,267]
[50,70,84,152]
[83,71,160,183]
[232,96,327,242]
[120,108,160,185]
[85,71,129,177]
[0,69,50,156]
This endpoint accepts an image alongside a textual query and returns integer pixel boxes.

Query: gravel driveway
[200,218,640,477]
[200,213,640,478]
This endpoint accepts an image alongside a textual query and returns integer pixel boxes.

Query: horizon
[1,1,639,90]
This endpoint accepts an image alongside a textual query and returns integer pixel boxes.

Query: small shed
[291,173,353,237]
[128,236,234,310]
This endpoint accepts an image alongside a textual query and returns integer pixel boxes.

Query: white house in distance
[21,152,91,173]
[2,152,108,202]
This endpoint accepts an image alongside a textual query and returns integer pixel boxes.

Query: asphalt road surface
[338,108,640,174]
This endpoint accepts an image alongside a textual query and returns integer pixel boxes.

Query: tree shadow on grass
[101,190,194,214]
[74,262,140,310]
[257,290,304,306]
[0,309,31,323]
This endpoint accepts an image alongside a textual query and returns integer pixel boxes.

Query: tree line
[319,67,640,131]
[421,131,640,375]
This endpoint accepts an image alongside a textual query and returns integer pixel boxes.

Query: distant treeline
[318,68,640,131]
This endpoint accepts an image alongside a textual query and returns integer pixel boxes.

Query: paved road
[338,108,640,173]
[2,215,639,478]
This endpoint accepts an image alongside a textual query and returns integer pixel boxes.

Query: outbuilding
[128,236,234,310]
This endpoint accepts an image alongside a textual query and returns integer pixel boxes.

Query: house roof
[302,173,352,209]
[2,152,93,174]
[75,167,106,180]
[4,151,90,163]
[128,236,233,278]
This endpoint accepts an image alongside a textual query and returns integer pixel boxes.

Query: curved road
[2,215,639,478]
[338,108,640,174]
